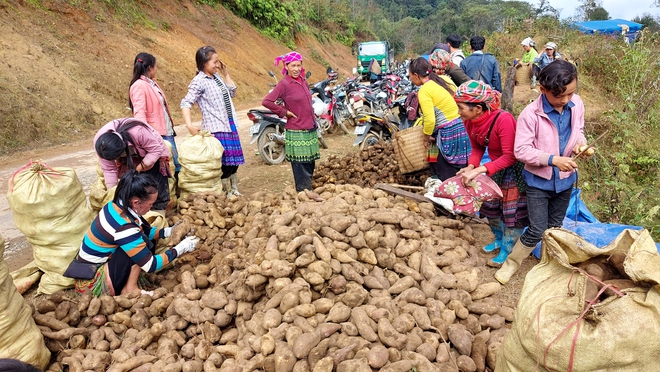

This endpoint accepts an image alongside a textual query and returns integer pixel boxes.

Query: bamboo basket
[393,125,429,174]
[515,63,532,85]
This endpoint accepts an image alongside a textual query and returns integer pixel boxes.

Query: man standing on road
[446,34,465,66]
[460,36,502,92]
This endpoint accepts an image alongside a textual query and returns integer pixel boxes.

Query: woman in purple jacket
[496,60,592,284]
[262,52,319,192]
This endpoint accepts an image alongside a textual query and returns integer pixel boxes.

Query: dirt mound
[0,0,356,154]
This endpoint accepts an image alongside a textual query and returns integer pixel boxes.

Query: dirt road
[0,108,357,271]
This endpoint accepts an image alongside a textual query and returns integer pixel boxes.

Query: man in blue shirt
[460,36,502,92]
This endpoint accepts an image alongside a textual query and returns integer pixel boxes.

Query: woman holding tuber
[496,60,591,285]
[454,80,529,266]
[65,170,199,296]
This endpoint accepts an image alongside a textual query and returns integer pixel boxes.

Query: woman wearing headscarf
[262,52,320,192]
[409,57,471,181]
[181,45,244,196]
[429,49,471,88]
[532,42,561,87]
[129,52,180,177]
[454,80,529,265]
[94,118,171,212]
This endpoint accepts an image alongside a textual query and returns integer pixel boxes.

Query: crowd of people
[59,31,588,303]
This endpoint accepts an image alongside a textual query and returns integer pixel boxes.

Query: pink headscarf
[274,51,303,76]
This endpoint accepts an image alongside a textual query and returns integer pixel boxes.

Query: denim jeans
[519,186,572,247]
[162,135,181,172]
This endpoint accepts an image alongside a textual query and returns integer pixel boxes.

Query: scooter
[353,110,399,150]
[310,67,350,134]
[247,71,327,165]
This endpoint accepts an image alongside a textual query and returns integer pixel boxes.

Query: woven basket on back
[393,125,429,174]
[515,63,532,85]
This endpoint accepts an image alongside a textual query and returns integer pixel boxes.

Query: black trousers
[291,161,315,192]
[144,163,170,210]
[221,165,239,179]
[430,155,464,181]
[107,226,155,294]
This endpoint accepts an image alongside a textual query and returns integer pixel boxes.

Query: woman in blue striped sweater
[68,170,199,296]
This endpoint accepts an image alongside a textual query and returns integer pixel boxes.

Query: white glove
[163,221,183,238]
[174,236,199,256]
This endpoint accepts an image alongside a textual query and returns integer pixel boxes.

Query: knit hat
[454,80,501,111]
[544,42,557,50]
[274,52,303,75]
[429,49,453,73]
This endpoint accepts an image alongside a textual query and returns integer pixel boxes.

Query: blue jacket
[460,51,502,92]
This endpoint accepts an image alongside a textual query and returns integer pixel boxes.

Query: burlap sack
[0,234,51,370]
[7,162,95,295]
[89,161,116,212]
[497,228,660,371]
[178,130,224,199]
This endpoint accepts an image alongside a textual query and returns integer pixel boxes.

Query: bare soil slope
[0,0,356,153]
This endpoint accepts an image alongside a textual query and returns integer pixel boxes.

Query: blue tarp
[572,19,642,35]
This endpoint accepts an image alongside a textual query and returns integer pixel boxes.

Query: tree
[589,6,609,20]
[634,13,660,32]
[575,0,610,21]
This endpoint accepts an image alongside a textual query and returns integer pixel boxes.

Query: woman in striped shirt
[71,171,198,296]
[181,46,245,196]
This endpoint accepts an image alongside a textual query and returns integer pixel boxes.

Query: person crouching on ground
[262,52,320,192]
[94,118,171,213]
[454,80,529,266]
[68,170,199,296]
[181,45,245,196]
[496,60,592,285]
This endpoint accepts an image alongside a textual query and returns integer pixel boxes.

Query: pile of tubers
[34,184,512,372]
[312,142,429,188]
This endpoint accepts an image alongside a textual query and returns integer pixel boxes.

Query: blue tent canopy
[572,19,642,35]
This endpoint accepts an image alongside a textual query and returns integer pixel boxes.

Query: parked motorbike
[353,110,399,149]
[310,67,351,134]
[247,71,327,165]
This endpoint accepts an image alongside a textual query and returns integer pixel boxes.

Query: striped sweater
[78,202,177,272]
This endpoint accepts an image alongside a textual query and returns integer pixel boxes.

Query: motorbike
[247,71,327,165]
[353,110,400,149]
[310,67,351,135]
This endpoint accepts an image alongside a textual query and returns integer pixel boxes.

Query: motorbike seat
[249,109,276,115]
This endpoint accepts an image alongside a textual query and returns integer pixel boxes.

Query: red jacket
[130,76,173,136]
[465,109,517,176]
[262,75,315,130]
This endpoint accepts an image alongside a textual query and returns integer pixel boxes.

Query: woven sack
[0,233,50,369]
[393,125,429,174]
[515,63,532,85]
[498,228,660,371]
[89,161,115,212]
[7,161,95,294]
[178,131,224,198]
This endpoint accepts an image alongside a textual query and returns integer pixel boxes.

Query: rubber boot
[530,75,537,88]
[483,218,504,253]
[490,227,525,264]
[494,239,535,285]
[229,174,242,196]
[221,178,231,196]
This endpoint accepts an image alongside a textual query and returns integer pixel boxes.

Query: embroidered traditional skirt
[213,119,245,166]
[480,163,529,228]
[285,129,320,163]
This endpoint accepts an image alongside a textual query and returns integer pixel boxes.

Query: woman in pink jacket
[495,60,592,284]
[94,118,171,211]
[129,52,180,175]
